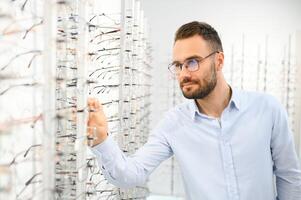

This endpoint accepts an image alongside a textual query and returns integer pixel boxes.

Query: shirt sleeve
[90,118,173,188]
[270,99,301,199]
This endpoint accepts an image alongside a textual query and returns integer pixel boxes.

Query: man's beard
[180,63,217,99]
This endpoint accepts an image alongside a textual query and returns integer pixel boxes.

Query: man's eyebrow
[172,55,203,64]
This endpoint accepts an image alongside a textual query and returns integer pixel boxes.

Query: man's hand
[87,97,108,147]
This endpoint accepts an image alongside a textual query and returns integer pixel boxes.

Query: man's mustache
[180,78,198,87]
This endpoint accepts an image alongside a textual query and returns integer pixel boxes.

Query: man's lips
[181,82,195,87]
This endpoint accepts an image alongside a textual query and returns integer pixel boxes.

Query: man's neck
[195,81,232,118]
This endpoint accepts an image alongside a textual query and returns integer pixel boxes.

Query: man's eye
[174,64,182,69]
[186,59,198,66]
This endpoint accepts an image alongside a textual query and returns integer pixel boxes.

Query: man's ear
[216,52,224,71]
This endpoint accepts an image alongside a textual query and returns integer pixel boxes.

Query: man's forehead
[172,35,209,61]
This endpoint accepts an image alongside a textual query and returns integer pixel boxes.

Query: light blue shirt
[91,88,301,200]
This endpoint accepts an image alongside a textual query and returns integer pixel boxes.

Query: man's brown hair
[174,21,223,52]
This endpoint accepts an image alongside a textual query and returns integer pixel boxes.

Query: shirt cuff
[90,135,121,165]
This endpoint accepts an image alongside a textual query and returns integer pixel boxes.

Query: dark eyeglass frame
[168,51,220,74]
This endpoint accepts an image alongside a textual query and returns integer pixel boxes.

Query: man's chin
[183,95,194,99]
[182,91,197,99]
[181,89,209,99]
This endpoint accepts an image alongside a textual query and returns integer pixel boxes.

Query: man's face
[172,35,217,99]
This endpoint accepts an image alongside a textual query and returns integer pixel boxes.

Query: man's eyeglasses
[168,51,220,75]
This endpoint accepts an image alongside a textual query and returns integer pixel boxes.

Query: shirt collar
[229,86,240,111]
[189,99,201,120]
[189,86,240,121]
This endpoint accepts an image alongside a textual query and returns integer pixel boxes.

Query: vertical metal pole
[241,34,245,90]
[230,45,234,87]
[118,0,126,145]
[286,35,291,112]
[76,0,88,199]
[295,31,301,157]
[32,0,38,197]
[264,35,268,92]
[256,45,261,91]
[43,0,56,199]
[281,46,287,104]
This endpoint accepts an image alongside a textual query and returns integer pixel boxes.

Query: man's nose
[178,66,191,79]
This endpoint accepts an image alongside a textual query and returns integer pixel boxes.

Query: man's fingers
[86,98,108,146]
[87,97,95,107]
[87,98,106,125]
[94,100,101,110]
[92,98,103,111]
[87,98,104,113]
[87,97,97,112]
